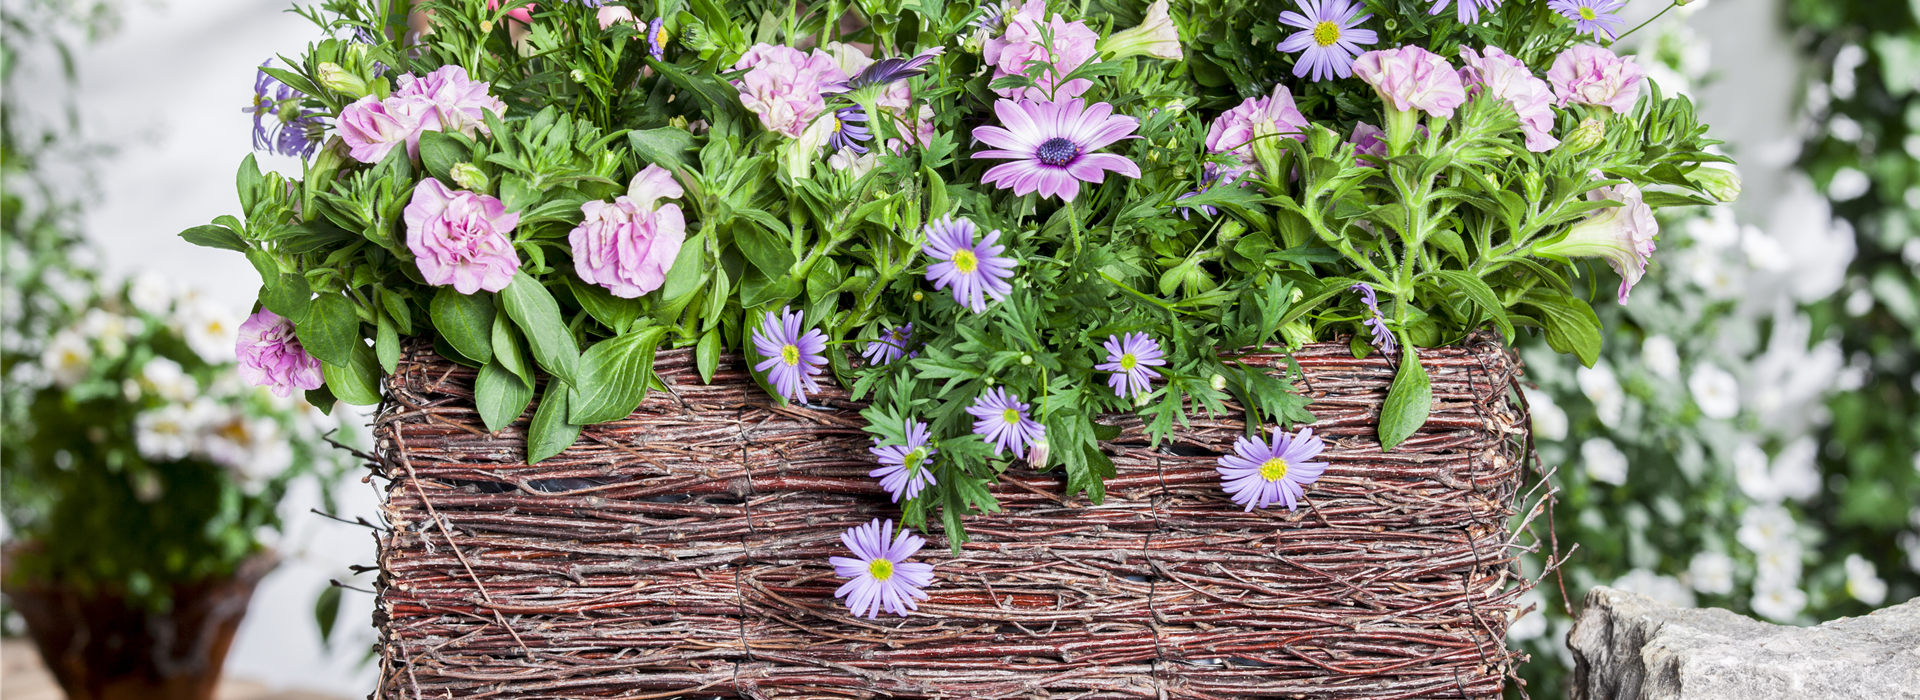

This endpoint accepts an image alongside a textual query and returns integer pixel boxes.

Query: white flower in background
[1737,503,1797,552]
[1523,387,1568,441]
[79,308,141,358]
[1750,580,1807,622]
[1769,438,1822,502]
[1686,551,1734,595]
[1899,532,1920,575]
[1843,554,1888,606]
[139,357,199,404]
[128,270,176,316]
[1507,588,1548,641]
[1685,208,1744,250]
[1581,437,1629,486]
[1641,335,1681,382]
[1744,307,1844,434]
[1754,539,1803,584]
[175,296,242,364]
[1688,363,1740,420]
[1733,441,1780,503]
[1763,176,1855,304]
[1577,361,1625,427]
[1679,246,1744,299]
[1825,166,1871,201]
[270,390,341,437]
[40,328,92,388]
[1741,230,1792,273]
[198,399,294,484]
[134,403,200,461]
[1614,568,1697,609]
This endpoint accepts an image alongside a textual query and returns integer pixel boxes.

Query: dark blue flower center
[1036,137,1079,167]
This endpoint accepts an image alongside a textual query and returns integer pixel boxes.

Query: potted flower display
[0,275,351,700]
[179,0,1730,695]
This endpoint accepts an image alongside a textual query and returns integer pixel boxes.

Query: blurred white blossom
[1733,442,1779,503]
[1614,568,1696,608]
[1577,362,1625,427]
[1750,580,1808,622]
[1687,551,1735,595]
[1688,363,1741,419]
[1825,167,1871,201]
[134,403,200,461]
[1507,589,1547,641]
[1769,438,1822,502]
[139,357,198,403]
[175,295,241,364]
[1641,335,1681,381]
[1737,503,1797,552]
[1524,388,1568,441]
[1843,554,1888,605]
[127,270,176,316]
[1581,438,1629,486]
[1754,539,1803,584]
[40,329,91,389]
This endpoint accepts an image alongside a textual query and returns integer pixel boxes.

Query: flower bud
[1098,0,1182,61]
[570,69,588,83]
[983,376,996,386]
[1692,167,1742,203]
[1562,118,1606,154]
[450,162,490,192]
[317,62,370,98]
[1251,120,1290,187]
[1135,391,1153,407]
[1026,436,1050,469]
[1210,373,1227,391]
[668,115,689,130]
[1020,354,1033,366]
[913,291,924,302]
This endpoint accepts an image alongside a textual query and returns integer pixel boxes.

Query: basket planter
[371,337,1531,699]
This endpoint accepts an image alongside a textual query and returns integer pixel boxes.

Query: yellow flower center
[654,27,670,46]
[1313,21,1341,47]
[1002,408,1022,424]
[781,344,801,366]
[952,249,978,274]
[1578,7,1597,19]
[903,448,929,473]
[868,558,894,581]
[833,115,843,132]
[1120,353,1137,371]
[1260,457,1289,482]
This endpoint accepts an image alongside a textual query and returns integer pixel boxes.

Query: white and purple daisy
[869,418,939,502]
[831,519,936,619]
[751,305,829,404]
[1096,332,1167,400]
[967,387,1046,458]
[1428,0,1503,24]
[1548,0,1627,40]
[1216,427,1329,512]
[828,107,872,154]
[971,98,1142,202]
[1349,282,1397,355]
[862,323,915,366]
[1276,0,1378,82]
[924,216,1018,313]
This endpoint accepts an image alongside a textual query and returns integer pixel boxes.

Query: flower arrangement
[0,273,350,607]
[186,0,1730,616]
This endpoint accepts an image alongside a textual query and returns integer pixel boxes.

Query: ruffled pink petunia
[1354,45,1468,119]
[235,309,324,397]
[732,44,848,138]
[390,64,507,137]
[1205,83,1310,174]
[971,99,1141,202]
[985,3,1100,101]
[1548,44,1645,114]
[337,94,432,164]
[403,178,522,294]
[568,165,687,299]
[1459,46,1560,152]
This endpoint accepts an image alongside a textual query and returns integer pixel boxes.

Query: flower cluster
[338,65,507,164]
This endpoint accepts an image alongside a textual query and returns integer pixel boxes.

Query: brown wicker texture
[369,337,1542,699]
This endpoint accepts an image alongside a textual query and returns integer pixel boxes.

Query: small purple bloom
[862,324,914,366]
[972,98,1142,203]
[1096,332,1166,400]
[869,419,939,502]
[831,519,935,619]
[645,17,668,57]
[1548,0,1628,40]
[1350,282,1397,356]
[967,387,1045,458]
[403,178,522,294]
[1428,0,1502,24]
[924,216,1018,313]
[1276,0,1378,82]
[1176,165,1235,219]
[1216,427,1329,511]
[244,60,322,159]
[236,309,324,398]
[828,47,945,93]
[828,107,872,154]
[1350,122,1387,167]
[751,305,829,404]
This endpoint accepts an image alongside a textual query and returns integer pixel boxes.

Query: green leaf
[499,173,537,213]
[568,326,668,424]
[417,130,470,184]
[475,360,535,432]
[696,328,722,384]
[236,153,264,212]
[376,311,401,374]
[567,276,644,334]
[1377,340,1431,452]
[430,287,495,365]
[296,294,361,368]
[260,65,320,98]
[527,379,582,464]
[491,312,533,388]
[259,273,312,322]
[1045,413,1113,504]
[627,127,699,170]
[304,385,338,415]
[500,271,582,385]
[322,342,384,406]
[1524,290,1604,367]
[314,584,341,648]
[179,224,248,252]
[734,218,795,277]
[378,287,413,334]
[1426,270,1514,342]
[660,232,707,301]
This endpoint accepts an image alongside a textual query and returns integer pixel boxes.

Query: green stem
[1613,0,1680,43]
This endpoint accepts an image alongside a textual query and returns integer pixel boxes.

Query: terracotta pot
[1,548,276,700]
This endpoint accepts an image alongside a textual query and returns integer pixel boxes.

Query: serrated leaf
[1377,340,1430,451]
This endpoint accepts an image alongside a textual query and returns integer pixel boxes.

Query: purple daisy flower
[828,47,946,93]
[1349,282,1397,356]
[645,17,668,58]
[924,216,1018,313]
[1176,164,1237,220]
[1216,427,1329,511]
[1427,0,1502,24]
[243,60,323,159]
[831,519,936,619]
[828,107,872,154]
[1096,332,1167,400]
[967,387,1046,458]
[1276,0,1378,82]
[751,305,829,404]
[869,418,939,502]
[862,323,914,366]
[1548,0,1627,40]
[972,98,1142,202]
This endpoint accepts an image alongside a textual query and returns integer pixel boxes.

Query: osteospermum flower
[923,216,1018,313]
[828,107,872,154]
[1216,427,1329,511]
[1276,0,1377,82]
[1548,0,1627,40]
[869,419,939,502]
[1428,0,1502,24]
[1096,332,1167,400]
[751,306,830,403]
[862,324,914,366]
[967,387,1046,457]
[1533,179,1658,303]
[831,519,936,619]
[972,98,1141,202]
[1349,282,1397,355]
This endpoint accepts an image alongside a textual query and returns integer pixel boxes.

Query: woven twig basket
[370,337,1536,699]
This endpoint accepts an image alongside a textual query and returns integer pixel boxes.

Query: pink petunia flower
[1459,46,1560,152]
[391,65,507,138]
[336,94,432,164]
[1533,177,1659,303]
[236,309,324,397]
[986,3,1100,101]
[568,164,686,299]
[732,44,848,138]
[1354,45,1468,120]
[403,178,522,294]
[1205,83,1310,174]
[1548,44,1645,114]
[972,99,1141,202]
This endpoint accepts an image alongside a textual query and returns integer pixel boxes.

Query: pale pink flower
[987,6,1100,101]
[336,94,432,164]
[403,178,522,294]
[597,5,636,30]
[236,309,324,397]
[391,65,507,138]
[1548,44,1645,114]
[1354,45,1468,119]
[1204,84,1309,173]
[1534,178,1659,303]
[1350,121,1386,166]
[732,44,848,138]
[1459,46,1560,152]
[972,98,1141,202]
[569,165,687,298]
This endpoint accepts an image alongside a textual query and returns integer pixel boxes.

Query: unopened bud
[1562,118,1606,153]
[1025,436,1050,469]
[912,291,924,302]
[317,62,370,98]
[1692,166,1742,203]
[450,162,489,192]
[1210,373,1227,391]
[983,376,996,386]
[570,69,588,83]
[667,115,689,130]
[1020,354,1033,366]
[1134,391,1153,408]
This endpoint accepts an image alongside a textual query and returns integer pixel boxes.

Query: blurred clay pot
[1,545,275,700]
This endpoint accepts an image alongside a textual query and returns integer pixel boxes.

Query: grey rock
[1567,585,1920,700]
